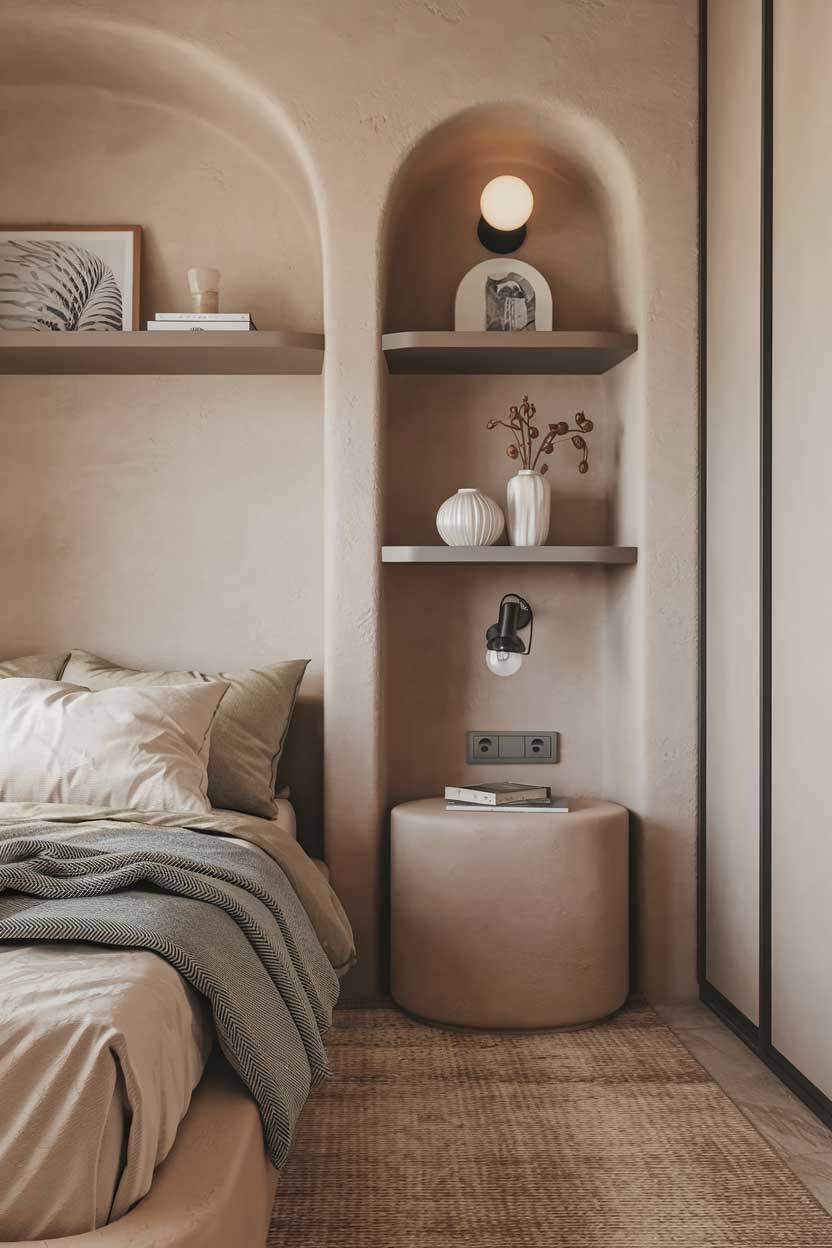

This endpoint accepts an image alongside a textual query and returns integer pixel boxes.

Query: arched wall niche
[381,101,645,549]
[383,102,643,333]
[380,103,649,918]
[0,10,327,850]
[0,11,324,327]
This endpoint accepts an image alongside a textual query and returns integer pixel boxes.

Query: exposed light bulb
[486,649,523,678]
[480,176,534,232]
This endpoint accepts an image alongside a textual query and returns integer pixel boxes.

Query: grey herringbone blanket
[0,821,340,1166]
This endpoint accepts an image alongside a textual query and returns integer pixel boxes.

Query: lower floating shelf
[382,546,637,565]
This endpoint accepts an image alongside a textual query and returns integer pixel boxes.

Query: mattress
[0,799,309,1242]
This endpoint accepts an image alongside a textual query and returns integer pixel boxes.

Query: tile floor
[655,999,832,1213]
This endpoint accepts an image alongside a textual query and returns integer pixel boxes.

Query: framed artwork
[454,258,553,332]
[0,226,141,331]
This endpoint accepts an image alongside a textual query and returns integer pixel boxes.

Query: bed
[3,1056,285,1248]
[0,653,354,1246]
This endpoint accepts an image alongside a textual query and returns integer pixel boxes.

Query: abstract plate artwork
[0,227,141,331]
[454,258,553,332]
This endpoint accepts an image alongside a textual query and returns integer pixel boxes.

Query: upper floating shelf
[382,331,638,376]
[382,546,638,565]
[0,331,324,376]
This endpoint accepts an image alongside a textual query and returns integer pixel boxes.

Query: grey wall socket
[467,731,559,765]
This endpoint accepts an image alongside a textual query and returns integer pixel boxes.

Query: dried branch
[487,399,595,477]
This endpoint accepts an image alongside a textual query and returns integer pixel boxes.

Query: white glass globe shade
[486,649,523,678]
[479,176,534,232]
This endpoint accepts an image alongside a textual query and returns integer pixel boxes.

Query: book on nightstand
[444,781,550,806]
[446,797,570,813]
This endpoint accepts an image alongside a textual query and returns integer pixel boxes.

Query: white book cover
[155,312,251,322]
[444,782,550,806]
[446,798,569,813]
[146,321,254,332]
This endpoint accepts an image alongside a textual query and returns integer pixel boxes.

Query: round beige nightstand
[390,797,629,1030]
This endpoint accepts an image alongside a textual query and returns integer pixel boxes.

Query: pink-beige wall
[0,0,698,1001]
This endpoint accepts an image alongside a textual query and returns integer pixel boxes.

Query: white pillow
[0,678,229,814]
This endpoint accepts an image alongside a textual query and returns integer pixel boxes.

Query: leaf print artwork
[0,238,125,331]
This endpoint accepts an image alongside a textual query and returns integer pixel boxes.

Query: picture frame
[454,258,553,332]
[0,225,141,331]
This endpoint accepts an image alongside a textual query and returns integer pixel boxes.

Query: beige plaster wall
[0,0,698,1001]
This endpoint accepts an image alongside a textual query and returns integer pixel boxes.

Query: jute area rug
[268,1004,832,1247]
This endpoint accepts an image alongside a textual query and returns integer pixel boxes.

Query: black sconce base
[486,595,533,653]
[477,217,527,255]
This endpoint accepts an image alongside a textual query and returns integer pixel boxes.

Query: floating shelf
[382,546,638,565]
[382,331,638,376]
[0,331,324,376]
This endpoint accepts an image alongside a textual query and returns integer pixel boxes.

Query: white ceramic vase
[506,470,551,546]
[436,488,505,547]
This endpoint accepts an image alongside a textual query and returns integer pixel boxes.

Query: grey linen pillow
[0,653,69,680]
[62,650,309,819]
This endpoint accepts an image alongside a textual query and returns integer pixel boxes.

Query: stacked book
[444,782,569,813]
[146,313,256,332]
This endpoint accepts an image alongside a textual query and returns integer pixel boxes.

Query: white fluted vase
[506,470,551,546]
[436,488,505,547]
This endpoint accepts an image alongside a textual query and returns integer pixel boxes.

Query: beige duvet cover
[0,804,355,1241]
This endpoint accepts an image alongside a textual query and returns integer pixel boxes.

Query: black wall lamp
[477,175,534,254]
[485,593,534,677]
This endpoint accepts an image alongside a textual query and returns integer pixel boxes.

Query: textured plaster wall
[0,0,698,1000]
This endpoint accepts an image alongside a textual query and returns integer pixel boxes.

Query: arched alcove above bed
[0,11,326,852]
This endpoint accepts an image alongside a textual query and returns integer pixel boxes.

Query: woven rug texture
[268,1004,832,1247]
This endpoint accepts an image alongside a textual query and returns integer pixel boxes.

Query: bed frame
[8,1057,279,1248]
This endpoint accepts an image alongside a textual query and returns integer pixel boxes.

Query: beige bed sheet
[5,1056,280,1248]
[0,942,213,1241]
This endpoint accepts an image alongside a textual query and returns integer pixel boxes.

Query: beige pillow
[0,653,69,680]
[62,650,309,818]
[0,677,228,814]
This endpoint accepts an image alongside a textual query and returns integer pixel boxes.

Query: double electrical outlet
[466,730,558,765]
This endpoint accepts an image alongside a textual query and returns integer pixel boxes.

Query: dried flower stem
[530,426,583,471]
[487,397,594,476]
